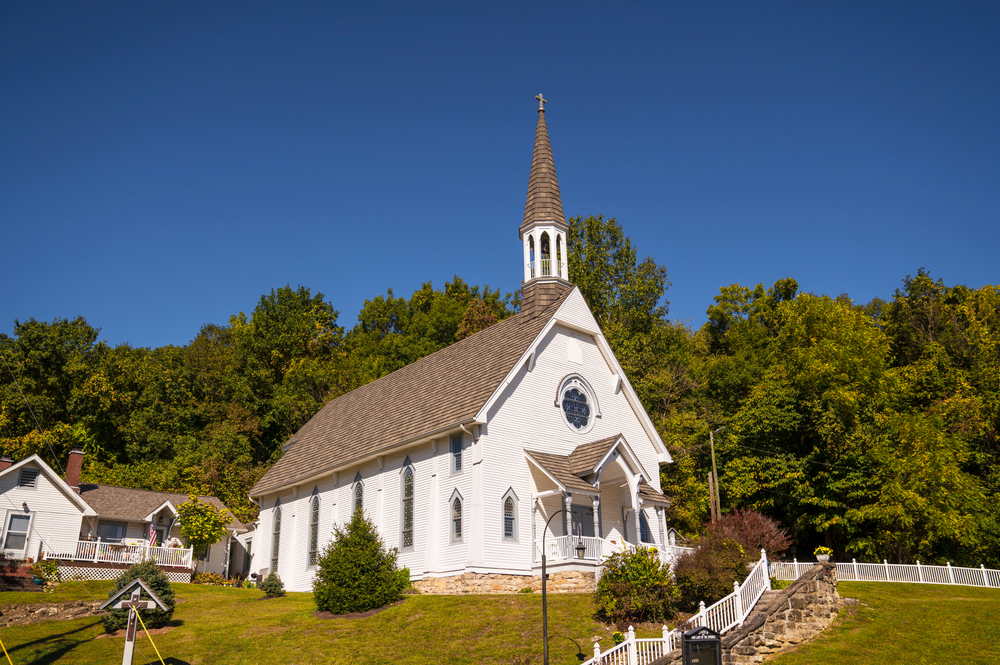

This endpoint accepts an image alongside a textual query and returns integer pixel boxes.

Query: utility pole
[710,426,725,520]
[707,472,716,522]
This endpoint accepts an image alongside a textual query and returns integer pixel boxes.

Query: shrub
[31,560,61,582]
[712,509,790,558]
[313,509,408,614]
[673,533,753,611]
[612,631,625,644]
[594,546,678,626]
[102,559,175,633]
[259,571,285,598]
[243,581,256,590]
[518,587,534,593]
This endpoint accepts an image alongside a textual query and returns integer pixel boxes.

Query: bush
[193,571,241,586]
[102,559,175,633]
[313,509,408,614]
[673,533,753,611]
[243,581,256,590]
[594,546,678,626]
[31,560,61,582]
[712,509,790,558]
[259,571,285,598]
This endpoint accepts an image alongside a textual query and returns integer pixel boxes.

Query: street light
[541,509,585,665]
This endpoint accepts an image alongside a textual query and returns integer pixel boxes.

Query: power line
[0,350,64,474]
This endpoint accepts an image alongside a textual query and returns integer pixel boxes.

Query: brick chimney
[66,447,84,493]
[0,455,13,472]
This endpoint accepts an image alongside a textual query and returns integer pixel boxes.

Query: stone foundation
[0,600,103,627]
[653,562,843,665]
[412,570,595,594]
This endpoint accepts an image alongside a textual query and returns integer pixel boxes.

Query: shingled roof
[78,484,244,530]
[250,290,571,496]
[521,103,565,232]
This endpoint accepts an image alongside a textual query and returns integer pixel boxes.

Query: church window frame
[400,459,415,550]
[555,374,600,434]
[270,500,282,573]
[639,509,654,544]
[352,474,365,515]
[307,490,320,567]
[528,235,536,278]
[501,488,518,542]
[450,434,463,474]
[449,490,464,542]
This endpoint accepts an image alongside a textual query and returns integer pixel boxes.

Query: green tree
[313,509,408,614]
[103,559,175,632]
[176,495,232,572]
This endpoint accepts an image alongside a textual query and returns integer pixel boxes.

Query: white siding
[0,461,86,561]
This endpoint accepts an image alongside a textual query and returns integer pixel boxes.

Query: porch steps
[0,565,42,593]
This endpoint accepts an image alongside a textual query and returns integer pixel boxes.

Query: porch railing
[535,536,693,568]
[771,558,1000,588]
[41,538,193,569]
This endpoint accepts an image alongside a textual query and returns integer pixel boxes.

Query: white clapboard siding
[0,460,86,561]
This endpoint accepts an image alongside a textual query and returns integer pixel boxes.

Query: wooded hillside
[2,216,997,567]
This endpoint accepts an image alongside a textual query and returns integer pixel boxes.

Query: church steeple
[520,95,571,318]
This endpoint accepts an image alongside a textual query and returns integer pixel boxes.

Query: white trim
[524,453,566,492]
[399,462,415,551]
[143,500,178,523]
[501,487,519,542]
[449,489,464,542]
[0,455,96,516]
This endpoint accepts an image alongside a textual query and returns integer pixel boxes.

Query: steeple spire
[522,94,565,233]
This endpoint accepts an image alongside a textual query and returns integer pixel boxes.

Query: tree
[313,509,408,614]
[103,559,175,632]
[176,495,231,572]
[594,547,678,627]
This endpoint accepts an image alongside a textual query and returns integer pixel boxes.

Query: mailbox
[682,625,722,665]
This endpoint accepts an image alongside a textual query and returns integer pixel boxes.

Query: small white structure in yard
[249,98,690,593]
[98,577,170,665]
[0,450,245,582]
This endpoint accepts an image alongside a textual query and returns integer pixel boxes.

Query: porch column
[592,496,601,539]
[632,496,642,545]
[532,498,540,563]
[564,494,573,537]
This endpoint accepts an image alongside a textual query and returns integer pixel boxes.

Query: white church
[248,98,684,593]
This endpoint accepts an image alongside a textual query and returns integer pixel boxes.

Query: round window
[559,377,596,433]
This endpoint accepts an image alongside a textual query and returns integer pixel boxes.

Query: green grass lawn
[771,582,1000,665]
[0,585,645,665]
[0,580,113,607]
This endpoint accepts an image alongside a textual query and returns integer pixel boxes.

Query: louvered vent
[18,468,39,488]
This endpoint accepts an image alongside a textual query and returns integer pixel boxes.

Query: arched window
[540,232,551,275]
[308,494,320,566]
[452,497,463,541]
[504,498,515,540]
[401,466,414,549]
[354,482,364,514]
[270,502,282,572]
[528,236,536,278]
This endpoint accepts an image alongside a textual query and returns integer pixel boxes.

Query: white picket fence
[771,558,1000,588]
[584,549,772,665]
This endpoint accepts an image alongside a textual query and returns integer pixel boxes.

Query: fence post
[698,601,707,627]
[883,559,890,581]
[93,537,101,563]
[627,625,637,665]
[982,565,988,587]
[593,641,601,661]
[734,581,744,625]
[793,558,799,578]
[852,558,858,581]
[762,549,771,589]
[947,562,954,584]
[917,561,923,583]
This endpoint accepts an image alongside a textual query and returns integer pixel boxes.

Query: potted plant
[814,546,833,562]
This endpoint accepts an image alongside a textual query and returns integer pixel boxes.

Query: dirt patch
[96,626,176,640]
[312,598,406,620]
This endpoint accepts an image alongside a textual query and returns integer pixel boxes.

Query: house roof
[0,455,96,516]
[250,291,571,496]
[637,481,672,507]
[567,435,621,476]
[525,450,601,495]
[78,484,244,530]
[521,104,565,233]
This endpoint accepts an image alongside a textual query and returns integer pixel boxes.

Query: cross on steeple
[536,94,547,111]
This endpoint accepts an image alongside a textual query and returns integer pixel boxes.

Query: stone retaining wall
[653,562,843,665]
[0,600,103,627]
[412,570,595,594]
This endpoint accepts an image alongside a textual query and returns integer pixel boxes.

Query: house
[247,97,681,594]
[0,449,244,582]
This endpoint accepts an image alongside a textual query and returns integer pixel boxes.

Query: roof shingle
[78,484,244,529]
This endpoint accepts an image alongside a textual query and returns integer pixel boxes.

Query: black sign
[682,626,721,665]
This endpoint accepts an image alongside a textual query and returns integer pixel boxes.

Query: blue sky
[2,1,998,348]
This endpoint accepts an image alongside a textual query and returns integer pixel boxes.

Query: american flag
[148,522,157,547]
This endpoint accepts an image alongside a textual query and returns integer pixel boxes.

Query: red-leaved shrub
[711,509,790,559]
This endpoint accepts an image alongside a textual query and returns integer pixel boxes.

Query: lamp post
[541,508,586,665]
[709,426,725,520]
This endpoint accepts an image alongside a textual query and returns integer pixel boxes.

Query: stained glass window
[354,483,364,513]
[562,387,590,429]
[452,498,462,541]
[504,497,515,540]
[402,467,414,548]
[451,434,462,472]
[271,505,281,571]
[308,496,320,566]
